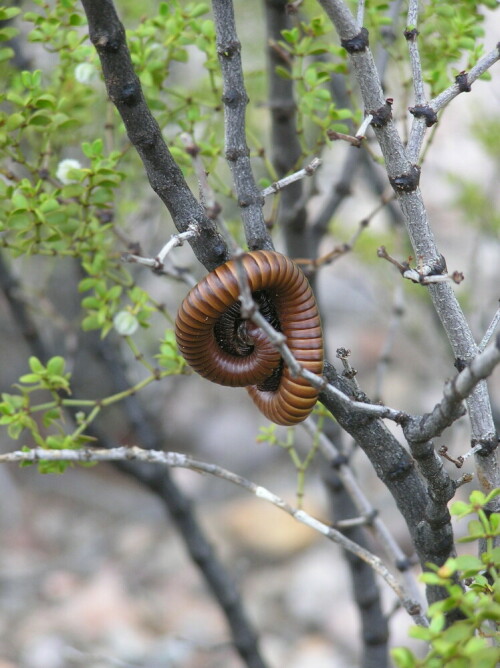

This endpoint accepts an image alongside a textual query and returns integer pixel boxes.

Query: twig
[404,0,429,165]
[355,113,373,138]
[261,158,321,197]
[408,44,500,162]
[405,0,425,106]
[433,46,500,114]
[296,215,371,272]
[403,334,500,444]
[336,347,361,393]
[231,252,406,423]
[438,445,464,469]
[327,129,362,147]
[212,0,272,252]
[122,226,198,272]
[180,133,220,219]
[478,302,500,353]
[310,0,403,252]
[0,445,425,623]
[377,246,464,285]
[356,0,365,30]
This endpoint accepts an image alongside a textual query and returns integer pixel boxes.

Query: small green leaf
[46,356,65,376]
[450,500,472,516]
[454,555,484,572]
[0,27,20,42]
[282,27,299,44]
[390,647,417,668]
[0,46,14,62]
[28,357,44,374]
[19,373,41,385]
[0,7,21,20]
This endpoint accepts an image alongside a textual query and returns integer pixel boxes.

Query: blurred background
[0,1,499,666]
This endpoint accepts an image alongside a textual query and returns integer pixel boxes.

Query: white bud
[74,63,98,85]
[113,311,139,336]
[56,159,82,185]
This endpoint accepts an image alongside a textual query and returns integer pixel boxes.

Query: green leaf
[11,193,30,211]
[282,28,299,44]
[81,315,102,331]
[0,7,21,20]
[46,356,65,376]
[78,278,98,292]
[451,500,472,516]
[0,46,14,62]
[19,373,41,385]
[5,113,24,132]
[454,555,484,572]
[390,647,417,668]
[28,357,44,374]
[29,112,53,126]
[0,27,19,42]
[189,3,209,18]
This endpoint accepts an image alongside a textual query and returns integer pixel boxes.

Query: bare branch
[404,334,500,444]
[408,44,500,162]
[479,302,500,353]
[122,226,198,272]
[356,0,365,30]
[315,4,498,478]
[264,0,311,258]
[433,45,500,113]
[377,246,464,285]
[326,129,363,147]
[261,158,322,198]
[0,445,425,624]
[405,1,425,106]
[212,0,272,251]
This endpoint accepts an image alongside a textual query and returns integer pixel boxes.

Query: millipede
[174,250,324,425]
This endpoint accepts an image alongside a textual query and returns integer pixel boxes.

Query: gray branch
[212,0,273,251]
[316,0,499,497]
[404,334,500,443]
[408,43,500,162]
[264,0,309,258]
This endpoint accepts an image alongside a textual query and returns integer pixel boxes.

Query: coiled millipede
[174,250,323,425]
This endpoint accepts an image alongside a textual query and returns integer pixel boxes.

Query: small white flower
[113,311,139,336]
[56,158,82,185]
[74,62,98,85]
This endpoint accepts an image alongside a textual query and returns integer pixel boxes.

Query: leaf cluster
[277,14,357,146]
[418,0,499,95]
[393,489,500,668]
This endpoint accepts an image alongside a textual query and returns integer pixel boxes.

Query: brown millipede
[175,250,323,425]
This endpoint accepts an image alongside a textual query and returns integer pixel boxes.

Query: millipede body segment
[174,250,323,425]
